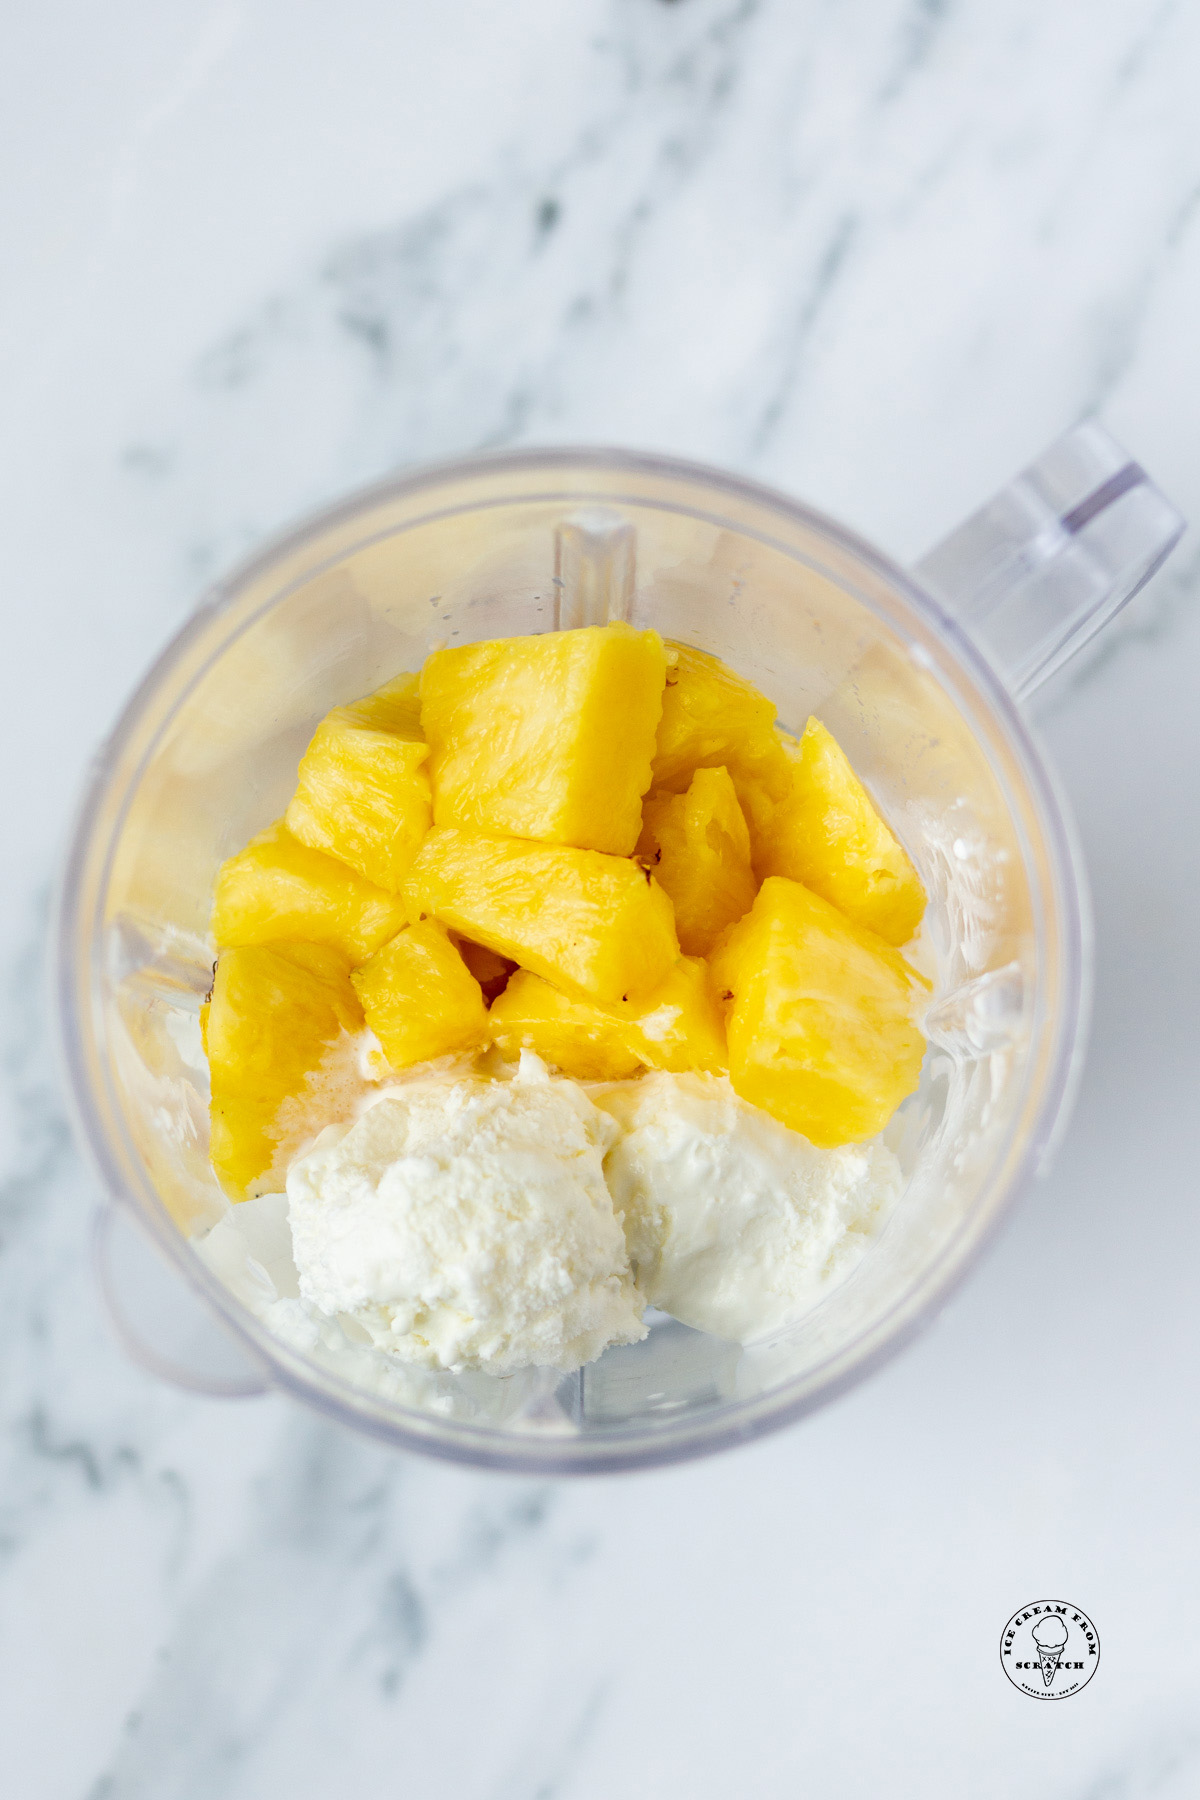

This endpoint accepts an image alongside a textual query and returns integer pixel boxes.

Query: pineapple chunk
[345,670,424,736]
[630,955,728,1072]
[731,751,793,873]
[285,672,431,892]
[652,642,785,793]
[352,920,488,1070]
[755,718,925,946]
[637,766,756,955]
[710,876,927,1147]
[489,971,642,1079]
[403,827,679,1003]
[489,957,727,1079]
[212,820,407,964]
[203,941,363,1200]
[420,623,667,855]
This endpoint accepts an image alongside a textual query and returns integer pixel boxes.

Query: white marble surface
[3,2,1200,1793]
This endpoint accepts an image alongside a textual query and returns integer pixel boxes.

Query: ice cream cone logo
[1000,1599,1099,1699]
[1031,1615,1068,1686]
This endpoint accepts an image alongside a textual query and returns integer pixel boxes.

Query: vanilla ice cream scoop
[597,1072,902,1342]
[286,1054,646,1372]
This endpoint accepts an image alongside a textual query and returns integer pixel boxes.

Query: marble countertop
[4,2,1200,1794]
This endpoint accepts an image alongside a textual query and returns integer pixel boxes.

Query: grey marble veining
[3,1,1200,1795]
[104,0,1200,570]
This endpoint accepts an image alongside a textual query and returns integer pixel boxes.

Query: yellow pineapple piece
[403,827,679,1003]
[637,766,757,955]
[724,732,793,865]
[755,718,925,946]
[489,971,642,1079]
[285,672,431,892]
[652,642,785,793]
[420,623,667,855]
[203,941,363,1200]
[489,956,726,1079]
[623,956,727,1073]
[345,670,424,735]
[710,876,927,1147]
[352,920,488,1071]
[211,820,407,964]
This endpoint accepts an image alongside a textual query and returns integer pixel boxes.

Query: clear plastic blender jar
[54,425,1183,1472]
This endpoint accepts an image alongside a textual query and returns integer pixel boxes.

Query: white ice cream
[196,1191,571,1425]
[196,1057,904,1391]
[284,1053,646,1373]
[597,1071,902,1343]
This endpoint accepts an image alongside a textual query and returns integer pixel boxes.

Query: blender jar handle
[93,1202,271,1398]
[912,421,1186,698]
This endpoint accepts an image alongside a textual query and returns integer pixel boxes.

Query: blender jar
[55,427,1183,1472]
